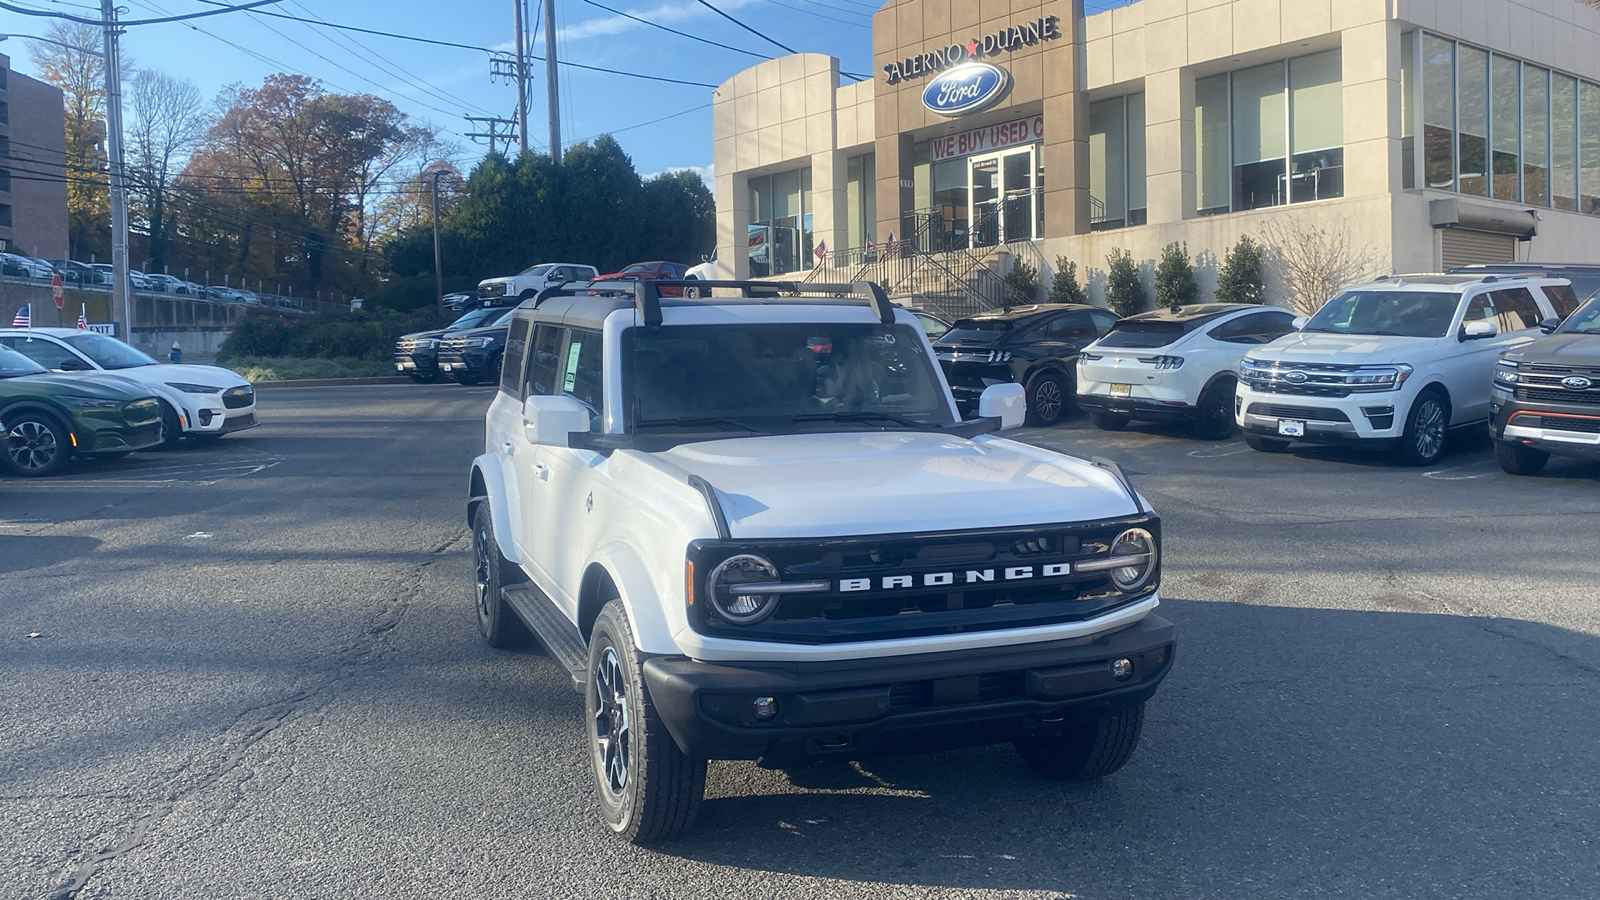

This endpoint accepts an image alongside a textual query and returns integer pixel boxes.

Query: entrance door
[968,145,1038,248]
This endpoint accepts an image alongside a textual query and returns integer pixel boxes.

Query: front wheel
[471,503,530,649]
[1394,390,1449,467]
[587,600,705,843]
[408,371,438,384]
[1015,703,1145,781]
[1,410,74,477]
[157,400,184,449]
[1493,439,1550,476]
[1025,372,1069,427]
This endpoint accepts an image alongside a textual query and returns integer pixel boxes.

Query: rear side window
[938,320,1014,344]
[1543,284,1580,318]
[1209,311,1297,344]
[500,318,531,399]
[0,336,79,369]
[524,325,565,397]
[1097,322,1186,349]
[1488,288,1543,332]
[1047,313,1099,341]
[560,330,605,428]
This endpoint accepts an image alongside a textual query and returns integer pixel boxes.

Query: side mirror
[1461,320,1498,341]
[523,394,593,446]
[1539,317,1561,334]
[58,357,92,372]
[977,383,1026,431]
[1292,316,1309,330]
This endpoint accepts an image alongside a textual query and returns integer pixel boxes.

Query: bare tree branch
[1259,215,1383,316]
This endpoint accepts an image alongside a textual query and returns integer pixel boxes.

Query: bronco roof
[517,280,898,331]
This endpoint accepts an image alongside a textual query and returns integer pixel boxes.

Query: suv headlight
[1346,365,1413,392]
[462,336,495,348]
[165,382,223,394]
[1494,360,1520,386]
[1105,528,1157,592]
[706,554,783,624]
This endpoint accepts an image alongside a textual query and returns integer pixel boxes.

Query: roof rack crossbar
[629,279,898,326]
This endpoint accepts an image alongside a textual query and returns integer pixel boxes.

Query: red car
[585,260,690,298]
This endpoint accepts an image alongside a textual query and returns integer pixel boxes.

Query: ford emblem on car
[922,62,1011,116]
[1284,371,1310,384]
[1562,375,1593,390]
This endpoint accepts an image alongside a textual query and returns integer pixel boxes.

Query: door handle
[533,463,549,481]
[500,442,514,456]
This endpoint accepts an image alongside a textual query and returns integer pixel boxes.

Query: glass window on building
[1401,31,1416,190]
[1525,65,1550,206]
[1195,50,1343,216]
[1090,92,1146,230]
[1553,74,1579,211]
[1490,55,1521,202]
[1423,35,1456,190]
[747,167,813,276]
[1583,83,1600,214]
[845,153,876,256]
[1457,45,1490,197]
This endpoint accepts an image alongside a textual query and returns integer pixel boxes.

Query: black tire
[1192,378,1237,441]
[1090,412,1130,431]
[1,409,74,477]
[1025,372,1070,427]
[684,278,702,299]
[1244,433,1292,453]
[156,400,184,449]
[1394,389,1450,467]
[471,503,530,649]
[587,599,706,843]
[1494,439,1550,476]
[452,371,483,386]
[408,371,438,384]
[1015,703,1145,781]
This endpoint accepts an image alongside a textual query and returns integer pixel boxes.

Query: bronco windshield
[1559,296,1600,334]
[61,334,158,369]
[1302,290,1460,338]
[628,323,955,429]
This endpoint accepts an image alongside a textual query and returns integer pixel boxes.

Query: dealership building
[712,0,1600,308]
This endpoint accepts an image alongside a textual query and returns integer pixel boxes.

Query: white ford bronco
[467,280,1177,842]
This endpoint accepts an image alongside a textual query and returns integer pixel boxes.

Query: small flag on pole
[11,304,29,328]
[77,304,88,330]
[864,235,875,253]
[884,232,896,255]
[813,239,827,261]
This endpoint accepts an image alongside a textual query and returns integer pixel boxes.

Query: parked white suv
[468,280,1177,842]
[477,263,598,304]
[1079,303,1298,440]
[1236,274,1569,465]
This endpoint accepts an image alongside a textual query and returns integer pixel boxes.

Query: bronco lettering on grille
[838,563,1073,592]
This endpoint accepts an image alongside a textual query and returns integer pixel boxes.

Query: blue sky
[1,0,1134,186]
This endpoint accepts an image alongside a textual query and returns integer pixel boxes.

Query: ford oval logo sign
[1563,375,1594,391]
[1284,371,1309,384]
[922,63,1011,117]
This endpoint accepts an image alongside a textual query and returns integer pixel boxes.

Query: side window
[1489,288,1541,332]
[500,318,531,399]
[1,336,77,368]
[560,330,605,429]
[1088,310,1119,336]
[524,324,564,397]
[1048,313,1097,341]
[1542,284,1580,318]
[1462,291,1495,330]
[1210,311,1297,344]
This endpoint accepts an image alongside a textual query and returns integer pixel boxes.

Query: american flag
[10,304,28,328]
[76,305,88,330]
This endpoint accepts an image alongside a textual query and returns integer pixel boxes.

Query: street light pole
[431,170,444,309]
[100,0,132,344]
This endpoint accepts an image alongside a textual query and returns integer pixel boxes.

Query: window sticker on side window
[564,340,583,392]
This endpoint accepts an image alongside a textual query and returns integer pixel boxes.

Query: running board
[501,584,588,693]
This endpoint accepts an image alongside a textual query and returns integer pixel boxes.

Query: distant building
[0,51,69,261]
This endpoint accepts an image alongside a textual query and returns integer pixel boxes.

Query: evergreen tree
[1154,242,1199,310]
[1048,256,1088,305]
[1003,259,1040,309]
[1215,235,1267,304]
[1105,248,1147,316]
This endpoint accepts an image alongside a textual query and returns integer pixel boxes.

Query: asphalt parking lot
[4,384,1598,900]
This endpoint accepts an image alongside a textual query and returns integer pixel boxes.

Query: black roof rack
[530,278,583,307]
[631,279,897,327]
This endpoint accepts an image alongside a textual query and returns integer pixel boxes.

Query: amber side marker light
[684,559,695,607]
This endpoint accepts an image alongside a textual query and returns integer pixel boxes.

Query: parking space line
[1424,460,1498,481]
[1187,442,1251,458]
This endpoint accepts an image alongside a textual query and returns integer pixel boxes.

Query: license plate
[440,363,454,371]
[1109,383,1132,399]
[1278,419,1306,437]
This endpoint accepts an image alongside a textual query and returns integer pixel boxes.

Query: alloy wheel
[1414,399,1446,460]
[1034,379,1063,423]
[473,523,492,620]
[6,420,59,472]
[592,647,630,795]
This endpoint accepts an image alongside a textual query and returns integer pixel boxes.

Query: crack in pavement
[49,528,467,899]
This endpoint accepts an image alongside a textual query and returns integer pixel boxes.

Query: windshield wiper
[790,410,937,429]
[636,415,763,431]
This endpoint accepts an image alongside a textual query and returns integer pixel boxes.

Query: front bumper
[437,349,496,378]
[643,614,1176,766]
[394,349,440,375]
[81,418,164,453]
[1491,392,1600,458]
[1235,387,1405,446]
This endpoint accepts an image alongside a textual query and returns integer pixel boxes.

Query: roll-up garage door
[1440,229,1517,268]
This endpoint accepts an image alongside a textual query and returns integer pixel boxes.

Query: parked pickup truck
[467,279,1177,842]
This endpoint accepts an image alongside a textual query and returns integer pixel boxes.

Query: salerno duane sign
[882,15,1063,85]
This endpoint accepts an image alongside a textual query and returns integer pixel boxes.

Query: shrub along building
[712,0,1600,311]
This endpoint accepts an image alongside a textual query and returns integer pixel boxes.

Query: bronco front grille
[686,516,1160,644]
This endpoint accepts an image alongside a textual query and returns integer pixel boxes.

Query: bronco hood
[655,432,1143,540]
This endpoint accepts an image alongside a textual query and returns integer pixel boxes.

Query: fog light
[752,696,778,721]
[1111,658,1134,681]
[198,409,215,426]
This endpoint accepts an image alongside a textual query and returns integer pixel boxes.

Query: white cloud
[557,0,762,43]
[644,163,716,197]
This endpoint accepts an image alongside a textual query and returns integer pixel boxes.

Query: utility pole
[543,0,561,161]
[465,115,517,156]
[431,170,444,308]
[512,0,528,154]
[100,0,131,343]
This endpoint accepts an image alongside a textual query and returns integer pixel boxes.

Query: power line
[758,0,870,29]
[576,0,772,61]
[693,0,796,55]
[0,0,285,27]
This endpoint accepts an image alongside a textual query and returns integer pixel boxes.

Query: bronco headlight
[706,554,782,624]
[1079,528,1158,593]
[166,382,223,394]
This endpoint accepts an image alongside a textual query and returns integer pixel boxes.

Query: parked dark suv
[1490,291,1600,475]
[436,309,515,384]
[394,306,503,383]
[934,304,1119,426]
